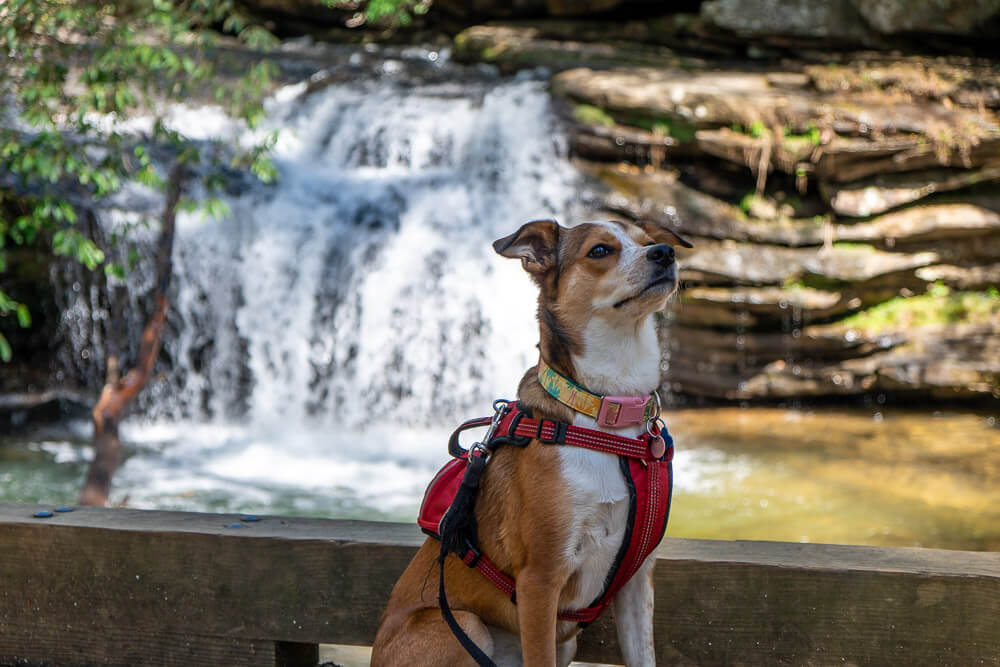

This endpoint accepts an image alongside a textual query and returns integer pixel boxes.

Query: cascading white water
[56,50,589,515]
[168,73,579,427]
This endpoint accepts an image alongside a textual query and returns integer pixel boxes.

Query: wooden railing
[1,502,998,666]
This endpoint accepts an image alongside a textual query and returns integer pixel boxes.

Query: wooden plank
[1,503,999,666]
[0,625,275,667]
[0,504,419,652]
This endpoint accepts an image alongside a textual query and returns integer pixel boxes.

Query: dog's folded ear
[638,220,693,249]
[493,219,560,275]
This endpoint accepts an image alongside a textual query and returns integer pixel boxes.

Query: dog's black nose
[647,244,675,266]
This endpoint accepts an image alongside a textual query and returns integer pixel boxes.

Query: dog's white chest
[557,438,630,610]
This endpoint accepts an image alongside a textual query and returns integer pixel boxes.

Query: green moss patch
[570,103,697,142]
[572,104,615,126]
[616,113,697,142]
[839,285,1000,332]
[784,274,852,291]
[730,122,822,146]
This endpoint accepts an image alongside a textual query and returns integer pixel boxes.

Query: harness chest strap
[436,404,674,624]
[490,406,671,461]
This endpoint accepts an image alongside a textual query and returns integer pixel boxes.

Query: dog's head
[494,218,690,318]
[494,219,690,371]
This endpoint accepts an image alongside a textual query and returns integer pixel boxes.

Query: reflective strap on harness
[461,543,515,599]
[458,542,606,623]
[492,403,672,463]
[512,416,664,460]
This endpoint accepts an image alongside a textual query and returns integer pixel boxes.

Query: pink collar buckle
[596,394,653,428]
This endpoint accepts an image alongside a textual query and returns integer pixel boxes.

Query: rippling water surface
[4,407,998,551]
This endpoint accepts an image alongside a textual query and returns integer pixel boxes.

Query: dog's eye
[587,244,614,259]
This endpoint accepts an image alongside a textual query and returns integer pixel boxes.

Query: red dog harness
[419,401,673,625]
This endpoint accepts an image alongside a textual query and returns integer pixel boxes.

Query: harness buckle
[468,442,491,462]
[597,394,654,427]
[490,406,531,447]
[536,419,568,444]
[461,540,482,568]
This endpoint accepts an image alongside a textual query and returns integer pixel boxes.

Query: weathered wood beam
[1,503,997,666]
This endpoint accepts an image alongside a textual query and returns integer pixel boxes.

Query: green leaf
[0,333,11,363]
[16,304,31,328]
[2,0,280,297]
[105,262,126,280]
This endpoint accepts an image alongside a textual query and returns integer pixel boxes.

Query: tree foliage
[0,0,281,362]
[329,0,431,28]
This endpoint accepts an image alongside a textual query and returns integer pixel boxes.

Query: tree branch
[79,160,186,507]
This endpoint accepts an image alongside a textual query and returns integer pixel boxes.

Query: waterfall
[49,50,587,514]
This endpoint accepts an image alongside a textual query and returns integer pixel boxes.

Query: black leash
[436,405,505,667]
[438,555,497,667]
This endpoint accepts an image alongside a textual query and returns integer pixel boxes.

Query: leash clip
[470,399,512,461]
[649,390,662,421]
[486,399,510,440]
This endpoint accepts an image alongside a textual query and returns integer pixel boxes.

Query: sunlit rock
[824,167,1000,217]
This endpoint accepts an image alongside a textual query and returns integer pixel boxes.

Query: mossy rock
[837,286,1000,333]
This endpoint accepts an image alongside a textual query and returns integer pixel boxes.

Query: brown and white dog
[371,218,688,667]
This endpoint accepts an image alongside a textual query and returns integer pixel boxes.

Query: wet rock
[696,129,1000,184]
[750,319,1000,399]
[694,127,820,178]
[664,321,905,399]
[588,163,1000,253]
[568,123,695,165]
[554,63,1000,202]
[916,264,1000,290]
[677,287,842,328]
[586,163,831,246]
[701,0,876,45]
[851,0,1000,35]
[679,238,937,286]
[552,67,780,130]
[804,58,1000,110]
[665,316,1000,400]
[453,25,702,72]
[675,280,922,329]
[813,135,1000,184]
[545,0,625,16]
[553,67,1000,175]
[672,322,893,360]
[473,15,738,55]
[0,390,92,431]
[699,0,1000,45]
[436,0,673,20]
[839,202,1000,244]
[906,233,1000,265]
[824,167,1000,217]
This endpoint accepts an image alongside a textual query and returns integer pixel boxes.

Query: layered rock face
[235,0,1000,402]
[455,21,1000,402]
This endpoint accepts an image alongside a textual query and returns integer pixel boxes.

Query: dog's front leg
[612,553,657,666]
[515,565,563,666]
